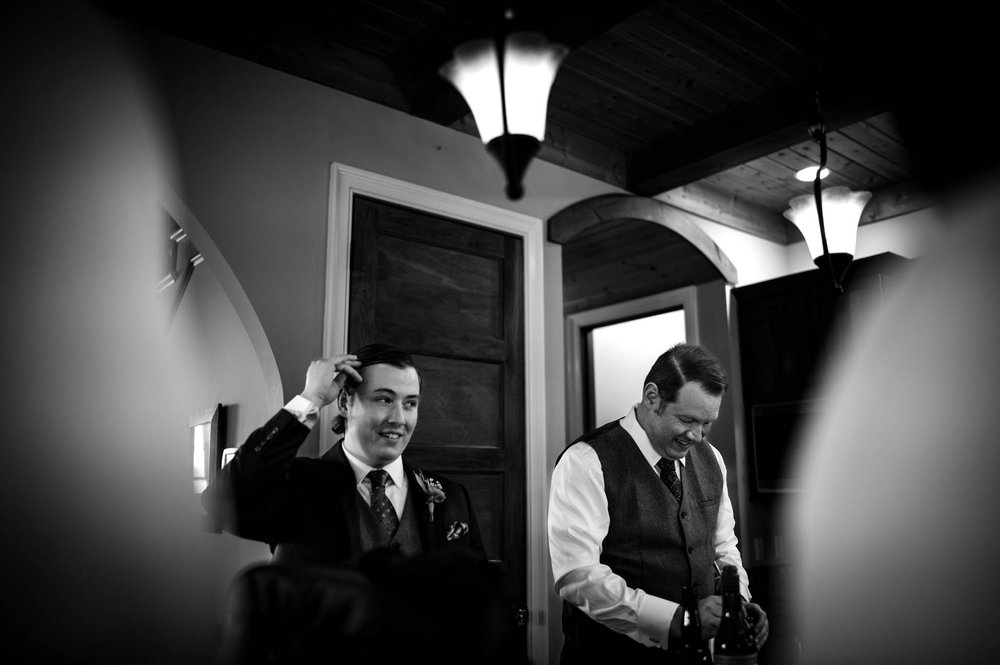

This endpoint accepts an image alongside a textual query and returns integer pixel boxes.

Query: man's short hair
[331,343,421,435]
[644,343,728,405]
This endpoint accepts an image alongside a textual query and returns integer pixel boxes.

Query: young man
[202,342,486,565]
[548,342,768,663]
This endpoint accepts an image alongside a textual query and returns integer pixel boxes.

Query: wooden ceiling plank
[555,65,694,130]
[400,0,658,126]
[655,182,789,244]
[584,33,733,115]
[645,2,796,95]
[563,50,708,125]
[860,180,935,225]
[761,152,873,196]
[665,0,811,83]
[714,0,826,57]
[263,33,411,109]
[785,140,886,190]
[704,162,803,204]
[621,26,769,104]
[825,133,910,182]
[547,105,652,152]
[765,148,864,188]
[607,19,759,106]
[862,111,905,139]
[701,168,816,216]
[739,155,807,189]
[628,73,889,196]
[446,112,630,189]
[836,120,912,172]
[537,122,630,189]
[549,76,676,145]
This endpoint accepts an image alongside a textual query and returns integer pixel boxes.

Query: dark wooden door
[348,193,527,639]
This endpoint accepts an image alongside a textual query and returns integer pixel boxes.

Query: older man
[548,342,768,664]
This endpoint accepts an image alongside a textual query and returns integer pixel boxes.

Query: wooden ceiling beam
[861,180,935,226]
[627,71,890,198]
[655,182,790,244]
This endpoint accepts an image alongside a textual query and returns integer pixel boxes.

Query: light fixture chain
[811,94,843,293]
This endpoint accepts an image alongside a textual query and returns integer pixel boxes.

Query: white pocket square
[445,521,469,541]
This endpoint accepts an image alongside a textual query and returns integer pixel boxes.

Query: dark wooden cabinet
[734,252,910,665]
[734,252,910,496]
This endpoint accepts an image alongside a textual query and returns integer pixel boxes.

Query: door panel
[412,353,503,448]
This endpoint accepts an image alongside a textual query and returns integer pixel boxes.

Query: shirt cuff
[284,395,320,429]
[637,593,679,649]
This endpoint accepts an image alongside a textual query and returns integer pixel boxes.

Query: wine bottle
[713,565,758,665]
[676,585,713,664]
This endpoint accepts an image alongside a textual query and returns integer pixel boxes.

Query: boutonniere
[446,521,469,542]
[413,469,446,521]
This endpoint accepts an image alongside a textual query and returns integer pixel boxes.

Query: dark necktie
[657,458,683,503]
[367,469,399,544]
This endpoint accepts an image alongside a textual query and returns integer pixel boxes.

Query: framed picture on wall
[191,404,227,493]
[749,399,822,494]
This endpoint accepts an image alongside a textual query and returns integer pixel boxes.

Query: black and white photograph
[4,2,997,664]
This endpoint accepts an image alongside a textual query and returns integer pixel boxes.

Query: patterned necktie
[657,458,683,503]
[367,469,399,544]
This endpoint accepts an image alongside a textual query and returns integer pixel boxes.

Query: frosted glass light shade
[440,31,567,143]
[783,186,872,260]
[440,38,504,142]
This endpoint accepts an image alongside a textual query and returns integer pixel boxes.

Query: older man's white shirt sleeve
[547,443,678,649]
[710,444,751,601]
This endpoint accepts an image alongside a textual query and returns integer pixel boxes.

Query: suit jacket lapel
[404,462,436,551]
[321,440,364,556]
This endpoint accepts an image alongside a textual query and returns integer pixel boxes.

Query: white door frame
[564,286,699,441]
[322,163,549,663]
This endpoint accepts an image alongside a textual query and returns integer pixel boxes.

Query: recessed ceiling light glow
[795,166,830,182]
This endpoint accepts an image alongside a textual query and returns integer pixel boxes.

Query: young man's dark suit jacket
[201,408,487,566]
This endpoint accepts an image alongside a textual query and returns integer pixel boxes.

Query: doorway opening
[586,308,687,430]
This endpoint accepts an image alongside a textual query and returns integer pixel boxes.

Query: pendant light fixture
[440,9,567,200]
[783,90,871,291]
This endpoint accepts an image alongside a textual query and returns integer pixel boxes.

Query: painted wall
[127,20,623,460]
[169,263,274,449]
[167,261,276,614]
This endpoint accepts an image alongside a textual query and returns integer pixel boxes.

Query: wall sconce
[440,18,567,200]
[784,186,871,287]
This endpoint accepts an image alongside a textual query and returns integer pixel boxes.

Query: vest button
[681,511,688,519]
[687,546,694,554]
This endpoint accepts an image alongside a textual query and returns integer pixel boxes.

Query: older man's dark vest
[559,420,723,663]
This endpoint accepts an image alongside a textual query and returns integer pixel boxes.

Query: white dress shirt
[284,395,407,520]
[547,405,750,650]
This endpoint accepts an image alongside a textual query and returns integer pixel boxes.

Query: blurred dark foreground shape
[788,5,1000,665]
[214,548,529,665]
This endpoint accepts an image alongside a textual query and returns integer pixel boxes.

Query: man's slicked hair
[643,343,728,406]
[332,342,421,435]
